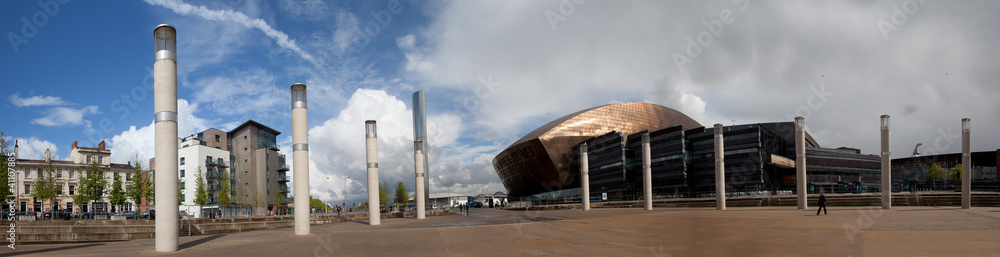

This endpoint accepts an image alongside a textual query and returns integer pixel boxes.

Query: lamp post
[153,24,179,252]
[961,118,971,209]
[880,115,891,209]
[291,83,310,235]
[365,120,380,225]
[795,117,807,209]
[343,176,349,210]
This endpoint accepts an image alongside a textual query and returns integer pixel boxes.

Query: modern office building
[6,141,136,213]
[149,121,289,216]
[493,102,883,201]
[228,120,287,215]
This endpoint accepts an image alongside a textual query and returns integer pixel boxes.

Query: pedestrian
[816,192,827,215]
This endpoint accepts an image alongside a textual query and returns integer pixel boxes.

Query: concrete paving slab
[2,206,999,256]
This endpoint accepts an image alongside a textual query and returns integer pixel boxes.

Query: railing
[206,159,228,167]
[278,176,290,182]
[278,164,289,170]
[180,218,191,236]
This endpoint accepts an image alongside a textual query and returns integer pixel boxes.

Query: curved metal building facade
[492,102,702,198]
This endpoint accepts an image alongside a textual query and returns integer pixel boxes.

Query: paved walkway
[4,206,1000,256]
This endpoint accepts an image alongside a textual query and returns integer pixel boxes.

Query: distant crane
[912,143,922,157]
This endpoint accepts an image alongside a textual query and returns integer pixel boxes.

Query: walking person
[816,192,827,215]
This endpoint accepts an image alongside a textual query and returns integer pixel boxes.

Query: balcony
[206,172,221,180]
[279,185,289,193]
[278,175,290,182]
[277,164,289,171]
[206,159,228,167]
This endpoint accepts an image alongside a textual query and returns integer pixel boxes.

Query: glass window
[98,156,103,164]
[37,169,41,178]
[87,156,92,164]
[57,170,62,178]
[180,157,185,165]
[215,135,221,142]
[69,185,75,195]
[180,170,185,177]
[69,170,75,179]
[24,184,30,195]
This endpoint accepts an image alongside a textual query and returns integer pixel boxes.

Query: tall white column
[714,124,726,210]
[291,83,310,235]
[365,120,380,225]
[961,118,971,209]
[795,117,807,210]
[153,24,179,252]
[580,143,590,211]
[881,115,891,209]
[642,133,653,211]
[415,141,426,219]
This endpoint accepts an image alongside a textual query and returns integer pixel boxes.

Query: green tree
[31,162,60,217]
[949,164,962,181]
[218,167,231,205]
[76,160,108,213]
[194,167,208,205]
[108,172,127,212]
[127,172,144,209]
[273,190,284,207]
[378,182,390,205]
[394,181,409,208]
[309,195,327,212]
[0,132,11,201]
[926,163,946,189]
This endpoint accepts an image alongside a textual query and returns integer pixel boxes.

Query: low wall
[2,210,455,245]
[507,192,1000,211]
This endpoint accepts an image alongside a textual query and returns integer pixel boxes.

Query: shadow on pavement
[4,243,104,256]
[180,234,225,250]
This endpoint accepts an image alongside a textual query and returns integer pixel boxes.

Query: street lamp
[343,176,349,210]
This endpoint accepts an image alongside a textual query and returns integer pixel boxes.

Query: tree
[378,182,390,206]
[394,181,409,208]
[193,167,208,205]
[127,172,144,209]
[949,164,962,182]
[31,162,60,217]
[309,195,327,212]
[926,163,946,189]
[273,190,284,208]
[77,160,108,213]
[0,132,11,201]
[108,172,127,212]
[218,167,231,205]
[179,178,184,205]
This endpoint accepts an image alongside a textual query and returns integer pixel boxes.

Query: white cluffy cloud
[305,89,473,203]
[108,99,209,164]
[31,106,100,127]
[11,137,59,160]
[9,93,69,107]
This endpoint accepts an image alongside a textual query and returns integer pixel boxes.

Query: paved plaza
[4,206,1000,256]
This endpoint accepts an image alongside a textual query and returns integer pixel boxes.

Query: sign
[601,192,607,201]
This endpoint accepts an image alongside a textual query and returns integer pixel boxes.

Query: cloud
[402,0,1000,157]
[9,93,69,107]
[278,0,330,20]
[144,0,321,67]
[12,137,59,160]
[30,106,99,127]
[332,11,360,53]
[188,68,285,119]
[304,88,494,204]
[108,99,209,164]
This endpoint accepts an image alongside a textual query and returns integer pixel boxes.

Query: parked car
[80,210,110,219]
[2,209,29,219]
[114,211,137,220]
[142,209,155,220]
[43,209,72,220]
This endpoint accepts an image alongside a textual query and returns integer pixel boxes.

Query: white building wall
[177,140,230,215]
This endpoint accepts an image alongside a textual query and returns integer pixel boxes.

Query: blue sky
[3,0,999,204]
